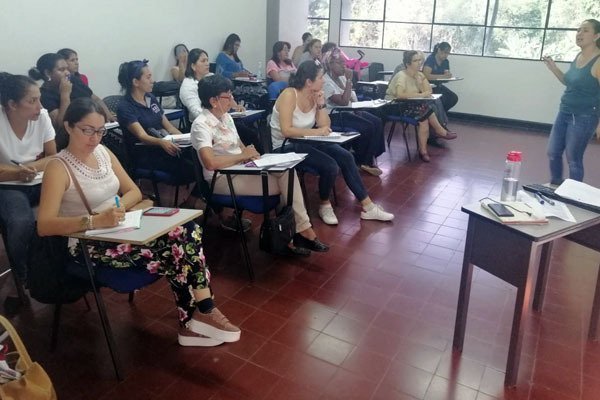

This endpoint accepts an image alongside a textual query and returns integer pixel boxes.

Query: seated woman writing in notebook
[270,61,394,225]
[0,73,57,308]
[37,97,241,347]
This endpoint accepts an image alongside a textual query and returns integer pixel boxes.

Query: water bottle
[257,61,263,80]
[500,151,522,201]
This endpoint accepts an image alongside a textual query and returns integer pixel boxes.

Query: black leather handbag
[258,170,295,255]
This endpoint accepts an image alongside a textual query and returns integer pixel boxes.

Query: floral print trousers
[70,221,209,326]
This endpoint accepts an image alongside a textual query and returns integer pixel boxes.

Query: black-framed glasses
[76,125,107,137]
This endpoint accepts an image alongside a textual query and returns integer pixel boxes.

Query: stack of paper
[249,153,307,168]
[85,209,143,235]
[162,133,191,144]
[555,179,600,208]
[0,171,44,186]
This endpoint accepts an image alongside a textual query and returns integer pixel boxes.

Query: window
[338,0,599,61]
[308,0,330,42]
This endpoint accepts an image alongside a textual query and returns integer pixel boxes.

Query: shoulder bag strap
[54,156,94,215]
[0,315,33,368]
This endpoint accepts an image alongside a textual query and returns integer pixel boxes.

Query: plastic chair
[192,156,280,280]
[102,95,123,114]
[385,114,419,161]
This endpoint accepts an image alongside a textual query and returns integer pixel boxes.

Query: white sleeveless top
[57,145,120,217]
[270,89,316,149]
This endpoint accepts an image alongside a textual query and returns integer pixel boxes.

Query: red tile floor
[2,120,600,399]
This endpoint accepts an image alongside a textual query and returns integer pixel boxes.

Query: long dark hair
[28,53,64,82]
[64,97,107,127]
[117,59,149,94]
[584,19,600,48]
[185,48,209,78]
[433,42,451,55]
[271,41,292,66]
[222,33,241,62]
[288,60,322,89]
[0,73,37,108]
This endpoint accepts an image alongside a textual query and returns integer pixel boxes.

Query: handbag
[258,170,296,255]
[0,315,57,400]
[27,157,95,304]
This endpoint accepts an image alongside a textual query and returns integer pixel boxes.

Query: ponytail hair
[0,73,37,108]
[433,42,452,55]
[288,60,322,89]
[28,53,64,82]
[583,19,600,48]
[117,59,149,94]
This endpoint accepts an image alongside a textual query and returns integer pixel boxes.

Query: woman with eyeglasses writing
[0,73,57,307]
[37,97,241,346]
[116,59,202,208]
[385,50,457,163]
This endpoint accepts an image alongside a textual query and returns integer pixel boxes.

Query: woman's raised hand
[59,75,72,97]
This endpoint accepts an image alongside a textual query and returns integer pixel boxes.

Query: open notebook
[85,209,143,235]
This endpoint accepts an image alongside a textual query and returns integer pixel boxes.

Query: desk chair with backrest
[191,155,280,280]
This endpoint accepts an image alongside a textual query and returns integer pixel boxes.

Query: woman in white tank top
[270,61,394,225]
[37,98,241,347]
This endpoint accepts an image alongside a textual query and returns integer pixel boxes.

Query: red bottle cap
[506,151,522,162]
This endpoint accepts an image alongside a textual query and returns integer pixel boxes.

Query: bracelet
[88,215,94,230]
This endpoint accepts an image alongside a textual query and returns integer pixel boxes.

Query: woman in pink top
[266,41,297,83]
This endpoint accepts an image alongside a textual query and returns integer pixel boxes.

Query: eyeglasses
[76,125,107,137]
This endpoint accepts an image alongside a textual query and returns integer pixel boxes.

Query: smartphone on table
[142,207,180,217]
[488,203,514,217]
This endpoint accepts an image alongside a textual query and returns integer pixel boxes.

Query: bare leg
[427,113,447,136]
[417,121,429,154]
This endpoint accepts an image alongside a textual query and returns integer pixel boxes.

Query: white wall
[278,0,568,124]
[0,0,267,98]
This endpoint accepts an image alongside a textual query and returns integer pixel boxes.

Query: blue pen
[115,196,121,208]
[534,192,545,205]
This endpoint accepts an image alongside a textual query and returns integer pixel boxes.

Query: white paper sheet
[249,152,307,168]
[85,209,143,236]
[517,190,576,222]
[555,179,600,208]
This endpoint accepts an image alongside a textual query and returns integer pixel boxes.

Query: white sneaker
[319,205,339,225]
[360,203,394,221]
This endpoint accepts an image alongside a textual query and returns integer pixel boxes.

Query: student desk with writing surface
[453,202,600,386]
[70,208,203,380]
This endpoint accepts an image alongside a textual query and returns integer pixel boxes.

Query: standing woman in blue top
[116,60,202,207]
[422,42,459,113]
[216,34,250,79]
[0,73,57,291]
[543,19,600,184]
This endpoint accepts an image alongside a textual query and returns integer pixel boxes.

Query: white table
[104,109,183,130]
[70,209,203,379]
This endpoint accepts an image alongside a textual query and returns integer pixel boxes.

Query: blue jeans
[547,112,599,184]
[284,142,369,202]
[0,186,41,281]
[330,111,386,165]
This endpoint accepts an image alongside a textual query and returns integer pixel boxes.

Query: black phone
[488,203,514,217]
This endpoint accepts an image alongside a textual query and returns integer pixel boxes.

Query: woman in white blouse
[179,48,212,122]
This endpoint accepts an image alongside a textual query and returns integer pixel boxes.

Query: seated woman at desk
[191,75,329,254]
[271,61,394,225]
[180,49,258,152]
[292,32,312,67]
[216,34,250,79]
[385,51,457,163]
[422,42,459,113]
[297,39,322,67]
[37,97,240,346]
[322,49,385,176]
[57,48,89,86]
[29,53,115,149]
[116,59,202,209]
[170,43,189,83]
[267,41,296,83]
[0,73,57,301]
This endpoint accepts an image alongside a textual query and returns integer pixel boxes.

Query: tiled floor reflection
[2,120,600,399]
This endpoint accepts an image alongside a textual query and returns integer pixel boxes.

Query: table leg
[504,243,540,386]
[589,262,600,340]
[453,217,475,352]
[80,239,124,380]
[533,241,554,311]
[225,175,254,280]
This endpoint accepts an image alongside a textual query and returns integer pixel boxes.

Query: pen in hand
[115,196,121,208]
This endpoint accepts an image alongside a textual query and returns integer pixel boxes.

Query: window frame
[337,0,585,62]
[308,0,332,42]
